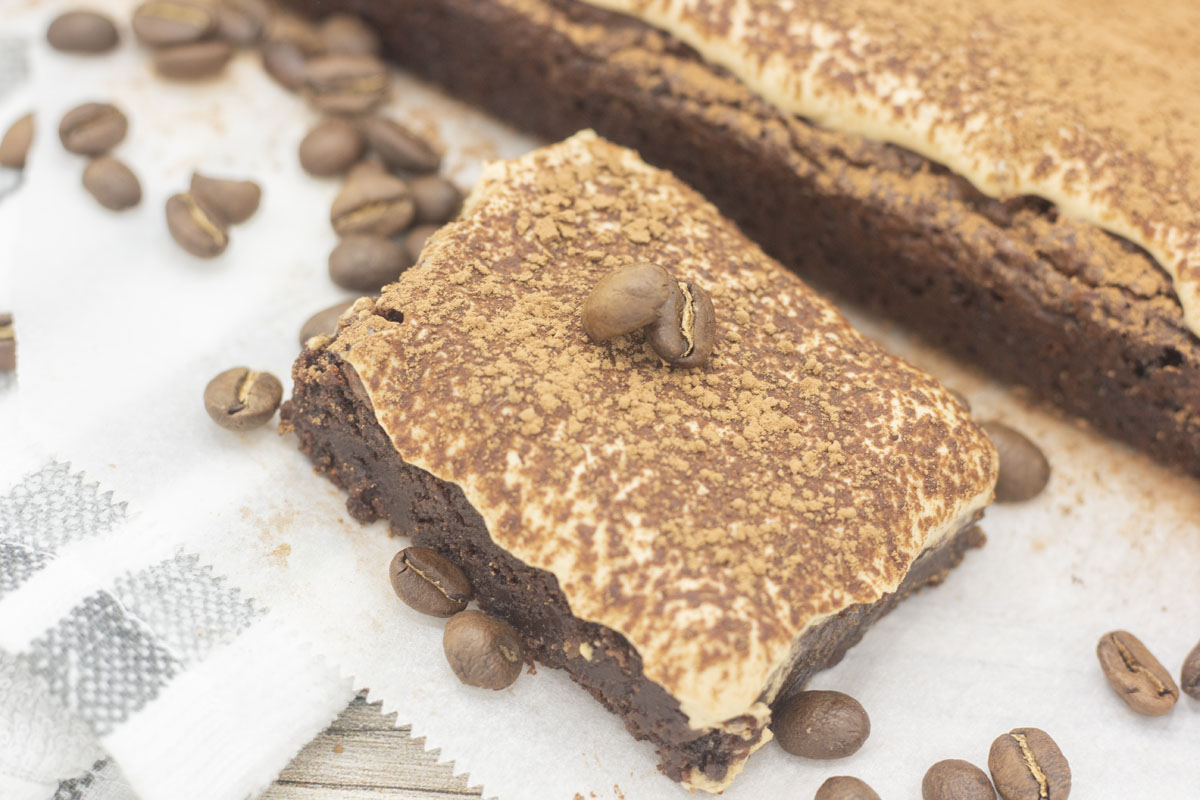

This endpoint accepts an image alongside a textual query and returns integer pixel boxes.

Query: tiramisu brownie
[284,132,997,791]
[287,0,1200,476]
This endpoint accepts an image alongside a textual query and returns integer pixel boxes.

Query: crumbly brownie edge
[282,344,985,788]
[286,0,1200,476]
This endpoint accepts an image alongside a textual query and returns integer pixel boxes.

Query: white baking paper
[2,0,1198,797]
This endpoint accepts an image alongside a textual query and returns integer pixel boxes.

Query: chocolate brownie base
[283,344,985,784]
[289,0,1200,476]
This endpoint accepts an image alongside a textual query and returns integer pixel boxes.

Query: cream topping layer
[328,132,997,751]
[581,0,1200,339]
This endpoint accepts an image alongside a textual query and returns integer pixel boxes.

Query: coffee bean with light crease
[0,314,15,373]
[646,278,715,368]
[988,728,1070,800]
[409,175,462,224]
[1096,630,1178,716]
[358,115,441,173]
[923,759,996,800]
[329,235,413,291]
[267,13,325,55]
[153,40,234,80]
[0,113,33,168]
[261,40,308,91]
[166,192,229,257]
[190,172,261,225]
[59,102,127,156]
[303,54,388,115]
[814,776,880,800]
[330,171,414,237]
[83,156,141,210]
[215,0,268,45]
[390,547,472,617]
[132,0,217,46]
[299,117,365,176]
[772,690,870,760]
[46,10,119,53]
[443,610,524,690]
[980,421,1050,502]
[204,367,282,431]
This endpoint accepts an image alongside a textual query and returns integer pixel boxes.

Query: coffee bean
[403,224,440,264]
[1096,630,1179,716]
[132,0,217,46]
[409,175,462,224]
[987,728,1070,800]
[329,235,413,291]
[772,690,870,760]
[443,610,524,690]
[390,546,472,617]
[0,314,14,373]
[330,171,414,237]
[319,13,381,55]
[204,367,283,431]
[153,40,234,80]
[82,156,142,211]
[215,0,268,45]
[0,112,33,169]
[346,159,386,181]
[166,192,229,257]
[813,776,880,800]
[46,10,119,53]
[58,102,127,156]
[1181,639,1200,700]
[923,759,996,800]
[261,40,308,91]
[299,298,357,346]
[190,172,261,225]
[299,117,365,176]
[582,262,677,342]
[980,421,1050,502]
[303,54,388,115]
[647,278,715,368]
[358,115,441,173]
[267,13,325,56]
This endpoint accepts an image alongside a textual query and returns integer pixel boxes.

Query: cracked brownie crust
[289,0,1200,476]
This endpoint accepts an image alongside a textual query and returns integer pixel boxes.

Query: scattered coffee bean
[58,102,127,156]
[409,175,462,224]
[980,421,1050,502]
[358,115,441,173]
[346,159,385,181]
[330,171,414,237]
[1181,639,1200,700]
[923,759,996,800]
[0,112,33,169]
[82,156,141,210]
[215,0,268,45]
[329,235,413,291]
[204,367,283,431]
[46,10,119,53]
[403,223,440,264]
[0,314,14,373]
[299,298,357,346]
[190,172,261,225]
[267,12,325,55]
[319,13,380,56]
[443,609,524,690]
[646,278,715,368]
[131,0,217,46]
[583,262,677,342]
[814,776,880,800]
[987,728,1070,800]
[389,546,472,617]
[166,192,229,257]
[1096,630,1179,716]
[153,40,233,80]
[261,40,308,91]
[299,117,365,176]
[303,54,388,115]
[772,690,870,760]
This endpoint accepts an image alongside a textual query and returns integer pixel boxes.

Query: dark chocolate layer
[288,0,1200,476]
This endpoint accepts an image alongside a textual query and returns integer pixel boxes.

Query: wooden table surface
[263,692,488,800]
